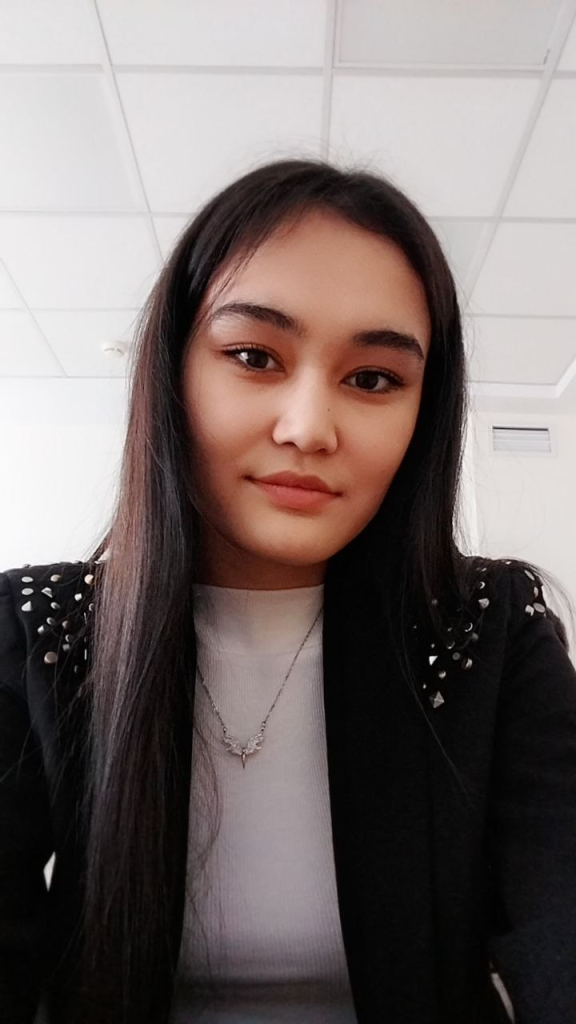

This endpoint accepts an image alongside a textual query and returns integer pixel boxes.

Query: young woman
[1,158,576,1024]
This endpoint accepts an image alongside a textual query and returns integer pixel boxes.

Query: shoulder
[0,559,99,698]
[415,556,554,711]
[461,554,548,620]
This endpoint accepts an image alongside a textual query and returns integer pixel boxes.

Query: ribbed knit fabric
[168,582,358,1023]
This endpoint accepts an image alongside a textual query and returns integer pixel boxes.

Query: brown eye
[224,345,405,394]
[224,345,277,371]
[348,369,405,394]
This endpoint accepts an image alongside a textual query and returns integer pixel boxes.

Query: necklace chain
[195,604,323,769]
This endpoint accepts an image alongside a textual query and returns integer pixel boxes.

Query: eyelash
[223,344,406,395]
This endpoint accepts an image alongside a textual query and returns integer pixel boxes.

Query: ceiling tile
[153,216,191,260]
[98,0,327,67]
[0,311,63,376]
[0,0,100,64]
[467,316,576,384]
[329,76,539,216]
[0,216,161,308]
[470,223,576,316]
[505,81,576,217]
[33,310,140,377]
[117,72,324,212]
[0,73,143,211]
[339,0,562,67]
[558,14,576,69]
[0,262,22,308]
[429,219,488,292]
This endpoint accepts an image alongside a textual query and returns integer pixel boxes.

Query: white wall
[0,378,126,572]
[468,407,576,657]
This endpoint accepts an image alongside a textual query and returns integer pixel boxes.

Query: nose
[271,376,338,454]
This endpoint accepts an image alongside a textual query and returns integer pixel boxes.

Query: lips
[253,472,336,494]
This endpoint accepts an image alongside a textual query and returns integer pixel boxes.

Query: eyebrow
[206,301,426,362]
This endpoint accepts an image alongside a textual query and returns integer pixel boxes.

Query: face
[181,209,431,590]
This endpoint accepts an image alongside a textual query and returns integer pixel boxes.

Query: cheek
[184,382,260,476]
[354,404,418,467]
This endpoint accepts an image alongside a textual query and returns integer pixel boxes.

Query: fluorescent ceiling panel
[98,0,327,67]
[0,73,142,211]
[505,81,576,217]
[339,0,563,66]
[0,216,161,309]
[34,310,141,377]
[467,317,576,385]
[470,224,576,317]
[330,76,539,216]
[0,311,63,376]
[0,0,100,64]
[117,72,324,212]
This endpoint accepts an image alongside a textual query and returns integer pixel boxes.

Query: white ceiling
[1,0,576,415]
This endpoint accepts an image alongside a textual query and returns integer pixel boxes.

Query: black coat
[1,556,576,1024]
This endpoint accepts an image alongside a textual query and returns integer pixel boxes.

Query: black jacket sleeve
[0,571,54,1024]
[487,564,576,1024]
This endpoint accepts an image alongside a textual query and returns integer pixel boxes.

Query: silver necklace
[195,605,323,769]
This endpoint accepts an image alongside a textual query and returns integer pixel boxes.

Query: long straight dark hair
[64,158,573,1022]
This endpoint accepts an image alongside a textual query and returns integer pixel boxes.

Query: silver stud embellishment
[44,652,58,665]
[419,558,496,708]
[21,600,33,612]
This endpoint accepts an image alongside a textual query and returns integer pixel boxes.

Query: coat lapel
[321,555,438,1020]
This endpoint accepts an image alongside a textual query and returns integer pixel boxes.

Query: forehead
[201,209,431,351]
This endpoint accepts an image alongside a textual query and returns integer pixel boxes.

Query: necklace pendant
[222,730,265,767]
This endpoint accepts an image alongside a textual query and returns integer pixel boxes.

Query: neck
[196,540,327,590]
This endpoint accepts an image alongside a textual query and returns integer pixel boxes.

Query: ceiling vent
[491,425,552,454]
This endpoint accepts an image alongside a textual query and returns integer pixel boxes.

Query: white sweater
[169,582,358,1022]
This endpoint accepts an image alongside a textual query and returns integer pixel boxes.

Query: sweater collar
[192,582,324,655]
